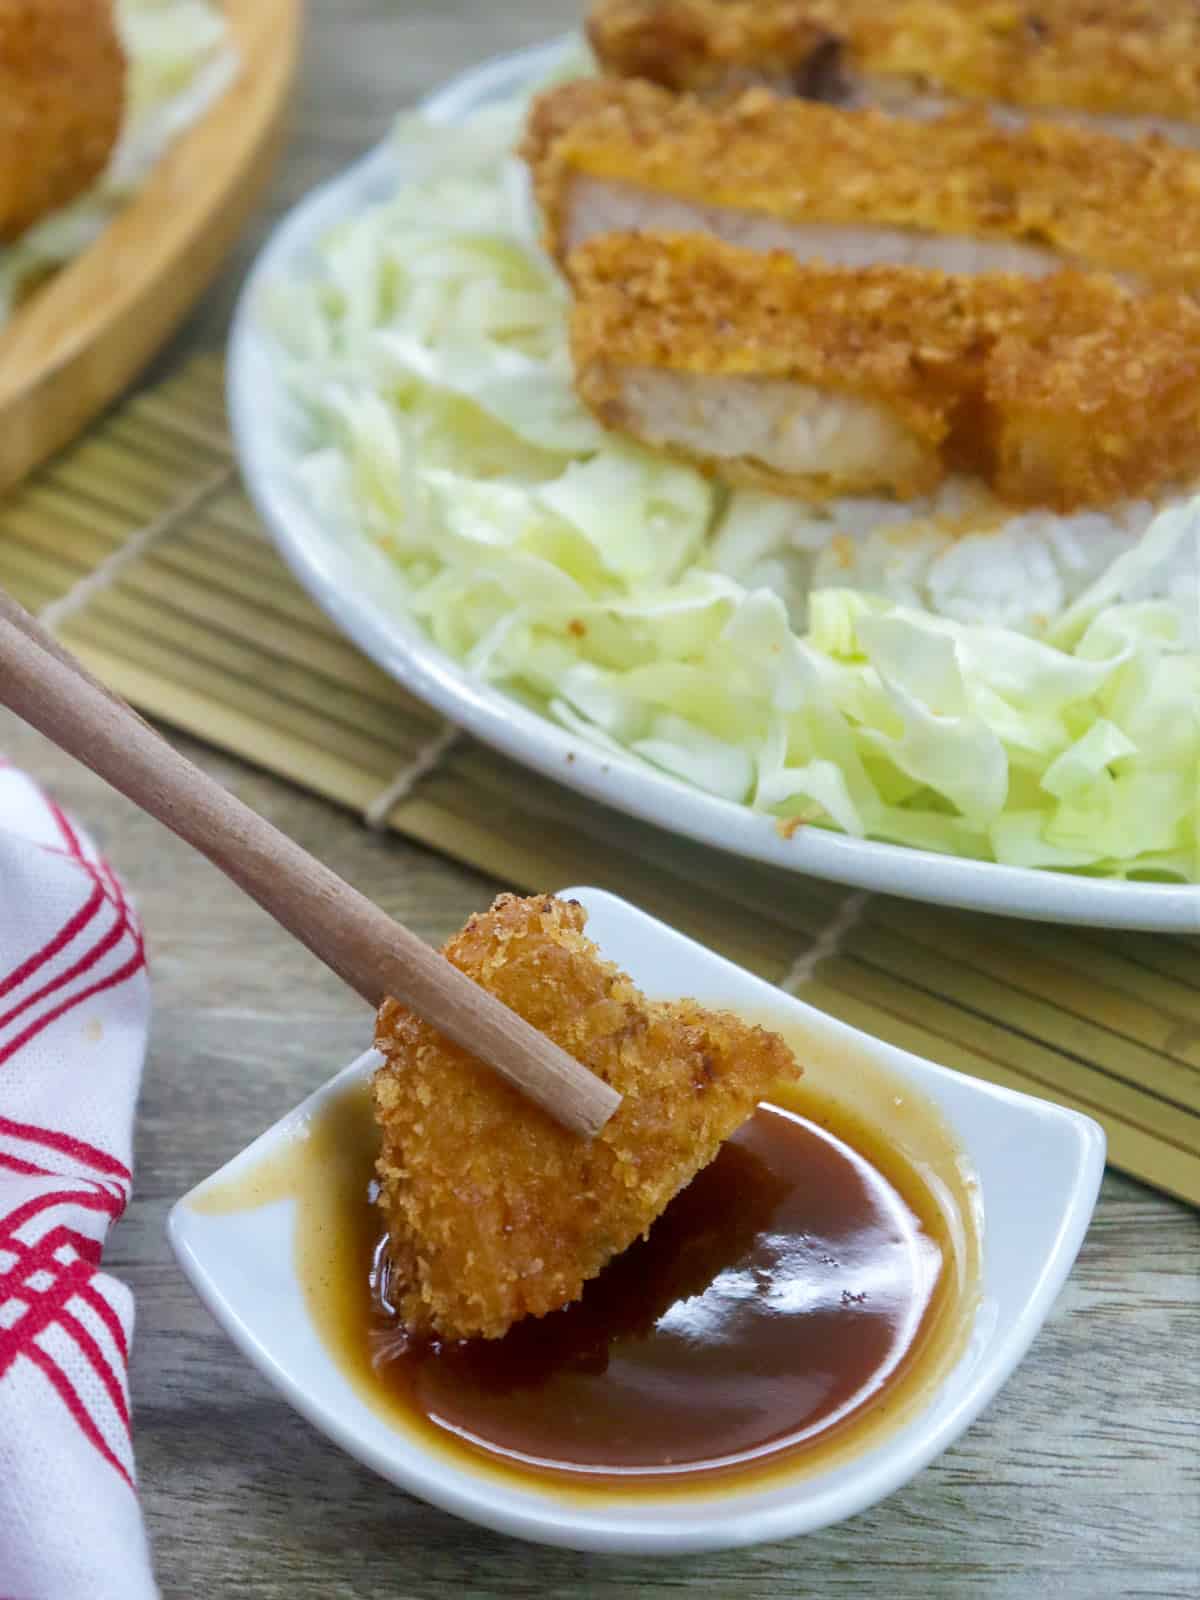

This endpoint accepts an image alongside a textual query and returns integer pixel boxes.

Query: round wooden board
[0,0,301,493]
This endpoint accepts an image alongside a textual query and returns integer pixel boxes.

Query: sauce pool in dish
[194,1016,979,1495]
[372,1092,943,1478]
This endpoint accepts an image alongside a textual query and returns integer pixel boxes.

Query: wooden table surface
[2,2,1198,1595]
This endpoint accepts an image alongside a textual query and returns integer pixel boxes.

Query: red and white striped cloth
[0,761,155,1600]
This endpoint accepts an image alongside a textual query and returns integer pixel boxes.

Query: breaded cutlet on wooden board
[0,0,299,495]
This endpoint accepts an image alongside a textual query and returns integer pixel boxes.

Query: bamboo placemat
[3,352,1199,1205]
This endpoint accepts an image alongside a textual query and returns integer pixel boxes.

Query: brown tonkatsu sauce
[194,1042,973,1495]
[365,1093,946,1482]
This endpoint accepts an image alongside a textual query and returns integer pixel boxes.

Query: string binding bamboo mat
[2,352,1198,1206]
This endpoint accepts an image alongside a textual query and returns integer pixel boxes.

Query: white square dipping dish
[168,887,1105,1554]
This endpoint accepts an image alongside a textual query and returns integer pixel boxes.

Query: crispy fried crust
[843,0,1200,119]
[588,0,1200,121]
[983,287,1200,508]
[525,76,1200,289]
[372,894,798,1342]
[588,0,836,94]
[521,77,632,173]
[569,231,1200,510]
[568,229,1012,387]
[0,0,126,240]
[570,231,994,498]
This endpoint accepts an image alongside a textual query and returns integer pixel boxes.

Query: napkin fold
[0,760,156,1600]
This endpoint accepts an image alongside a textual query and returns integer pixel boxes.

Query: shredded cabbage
[0,0,237,323]
[266,77,1200,883]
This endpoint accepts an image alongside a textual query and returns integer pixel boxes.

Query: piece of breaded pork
[568,231,1200,511]
[982,283,1200,509]
[524,78,1200,293]
[587,0,1200,145]
[0,0,126,240]
[571,233,994,501]
[588,0,839,97]
[372,894,797,1342]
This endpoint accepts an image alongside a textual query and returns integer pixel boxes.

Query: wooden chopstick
[0,591,621,1139]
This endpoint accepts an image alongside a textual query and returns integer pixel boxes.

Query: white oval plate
[227,38,1200,933]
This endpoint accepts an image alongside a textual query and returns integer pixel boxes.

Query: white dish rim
[226,36,1200,934]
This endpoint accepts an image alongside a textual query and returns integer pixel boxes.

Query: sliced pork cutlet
[568,231,1002,502]
[586,0,1200,146]
[525,77,1200,294]
[567,231,1200,512]
[372,894,797,1343]
[978,274,1200,511]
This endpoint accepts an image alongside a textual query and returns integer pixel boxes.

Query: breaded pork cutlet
[588,0,840,97]
[372,894,796,1342]
[569,232,1200,511]
[982,283,1200,509]
[570,233,994,501]
[525,78,1200,293]
[0,0,126,240]
[588,0,1200,145]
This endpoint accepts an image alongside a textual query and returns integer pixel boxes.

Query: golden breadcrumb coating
[588,0,1200,122]
[569,231,1200,510]
[570,231,997,498]
[983,283,1200,509]
[372,894,798,1342]
[588,0,836,94]
[0,0,126,241]
[840,0,1200,120]
[525,77,1200,290]
[521,77,630,174]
